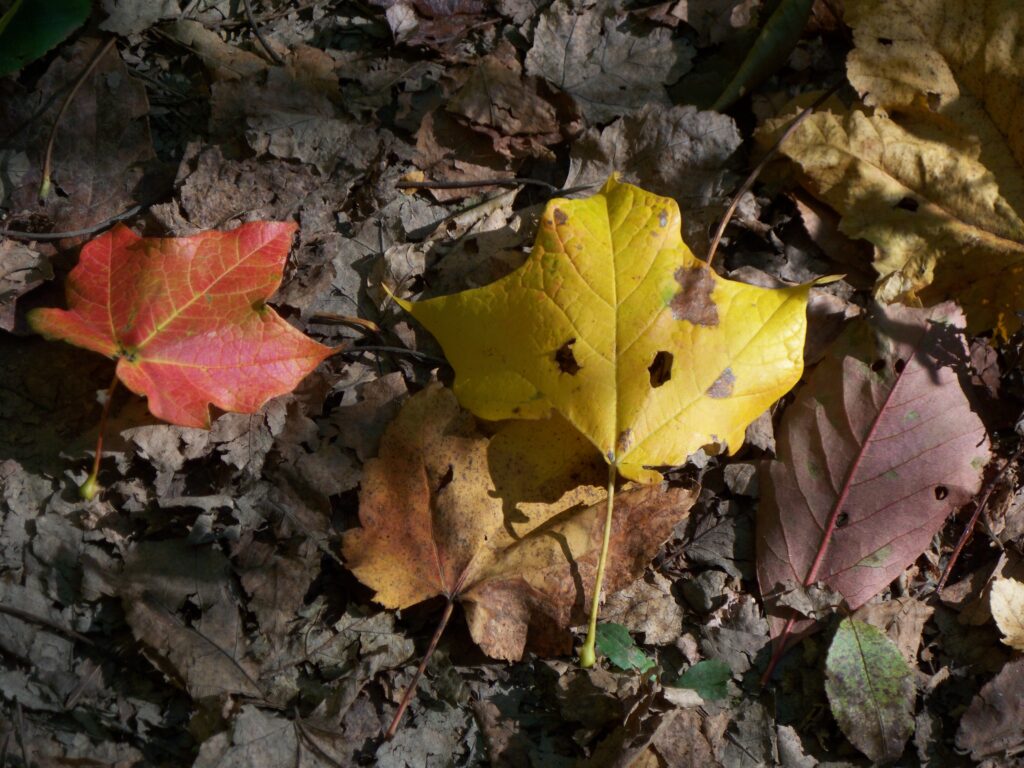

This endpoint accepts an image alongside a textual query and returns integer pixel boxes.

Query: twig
[343,345,446,365]
[385,599,454,738]
[0,603,94,646]
[706,81,843,268]
[398,177,559,193]
[39,38,118,201]
[242,0,284,64]
[936,444,1023,593]
[0,204,142,241]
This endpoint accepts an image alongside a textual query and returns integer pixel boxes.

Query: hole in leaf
[871,359,885,373]
[895,197,919,212]
[934,485,949,500]
[436,465,454,493]
[648,351,674,388]
[878,36,893,45]
[926,92,941,111]
[894,359,906,374]
[836,512,849,528]
[555,339,581,375]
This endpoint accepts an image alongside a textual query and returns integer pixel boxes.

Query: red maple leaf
[29,221,333,427]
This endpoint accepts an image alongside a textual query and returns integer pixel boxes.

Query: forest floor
[1,1,1023,766]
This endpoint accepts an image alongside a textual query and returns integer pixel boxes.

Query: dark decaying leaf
[758,302,989,649]
[825,618,915,764]
[956,657,1024,761]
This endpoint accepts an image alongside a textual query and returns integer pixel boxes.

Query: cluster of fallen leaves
[2,1,1024,766]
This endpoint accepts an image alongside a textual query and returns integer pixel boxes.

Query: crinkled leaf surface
[956,657,1024,761]
[758,303,988,640]
[341,385,697,661]
[768,0,1024,336]
[398,176,815,481]
[29,222,332,428]
[825,618,914,764]
[990,577,1024,650]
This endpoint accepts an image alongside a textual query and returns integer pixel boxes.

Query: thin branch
[40,38,118,201]
[0,603,93,646]
[242,0,284,64]
[0,204,142,241]
[706,81,843,268]
[343,345,446,365]
[937,443,1023,593]
[385,599,454,738]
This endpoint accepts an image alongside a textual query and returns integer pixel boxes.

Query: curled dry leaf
[758,302,989,657]
[29,222,334,428]
[342,384,697,660]
[990,577,1024,650]
[767,0,1024,337]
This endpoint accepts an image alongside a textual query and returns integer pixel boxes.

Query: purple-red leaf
[757,302,989,665]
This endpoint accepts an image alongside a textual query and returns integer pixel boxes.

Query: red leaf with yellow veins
[29,222,333,427]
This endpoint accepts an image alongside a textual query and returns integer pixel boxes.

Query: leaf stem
[81,371,119,500]
[706,80,842,268]
[580,463,617,668]
[40,38,117,202]
[385,598,454,739]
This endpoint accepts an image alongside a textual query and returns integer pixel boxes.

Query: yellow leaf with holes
[395,176,815,481]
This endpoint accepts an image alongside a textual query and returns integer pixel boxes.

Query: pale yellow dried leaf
[990,577,1024,651]
[768,107,1024,335]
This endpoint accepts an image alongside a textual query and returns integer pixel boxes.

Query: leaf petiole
[579,463,617,668]
[81,371,118,500]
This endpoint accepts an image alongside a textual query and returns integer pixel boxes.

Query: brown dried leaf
[342,384,697,660]
[956,657,1024,761]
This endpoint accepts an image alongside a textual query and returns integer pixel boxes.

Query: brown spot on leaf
[659,209,668,227]
[670,266,718,326]
[554,339,581,375]
[553,208,568,225]
[705,367,735,398]
[648,351,673,388]
[616,429,633,454]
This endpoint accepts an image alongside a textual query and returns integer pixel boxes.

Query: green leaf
[825,618,915,764]
[595,623,655,673]
[711,0,814,111]
[674,659,731,700]
[0,0,91,76]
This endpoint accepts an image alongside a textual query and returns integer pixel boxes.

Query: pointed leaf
[757,303,989,641]
[341,385,697,661]
[825,618,914,764]
[397,175,816,481]
[0,0,90,75]
[29,223,333,427]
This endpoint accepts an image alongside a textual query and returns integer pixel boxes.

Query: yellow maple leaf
[991,577,1024,651]
[767,0,1024,337]
[394,175,816,664]
[396,175,814,482]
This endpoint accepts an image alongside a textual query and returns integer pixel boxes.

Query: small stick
[307,312,381,333]
[579,463,617,668]
[706,81,843,268]
[40,38,117,201]
[398,177,558,193]
[242,0,284,64]
[385,599,455,738]
[80,371,119,500]
[343,345,445,365]
[937,444,1023,593]
[0,603,94,646]
[0,204,142,241]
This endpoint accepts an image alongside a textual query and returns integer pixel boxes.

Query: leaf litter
[1,1,1023,765]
